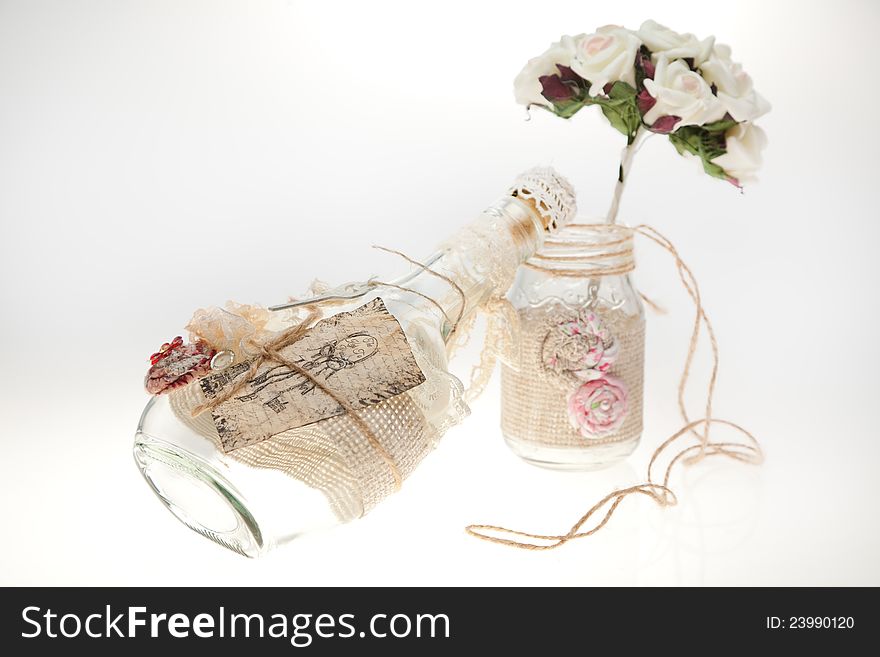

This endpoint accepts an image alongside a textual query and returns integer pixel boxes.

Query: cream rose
[642,56,726,128]
[700,44,771,123]
[513,35,579,107]
[711,123,767,185]
[637,20,714,65]
[570,26,641,97]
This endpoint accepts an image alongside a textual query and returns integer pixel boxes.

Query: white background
[2,0,878,586]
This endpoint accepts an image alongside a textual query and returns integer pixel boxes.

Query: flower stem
[605,129,647,225]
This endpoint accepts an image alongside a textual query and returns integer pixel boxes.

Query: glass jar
[501,223,645,470]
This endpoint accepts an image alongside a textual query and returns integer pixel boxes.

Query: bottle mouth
[525,222,635,275]
[508,166,578,232]
[133,434,264,557]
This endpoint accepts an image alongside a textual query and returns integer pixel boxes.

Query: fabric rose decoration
[145,336,215,395]
[642,57,726,129]
[700,44,770,123]
[567,376,629,438]
[543,310,618,380]
[543,310,629,438]
[636,20,714,65]
[710,123,767,186]
[570,26,641,97]
[514,36,579,108]
[513,20,769,188]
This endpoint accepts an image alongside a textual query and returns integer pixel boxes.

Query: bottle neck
[391,196,547,342]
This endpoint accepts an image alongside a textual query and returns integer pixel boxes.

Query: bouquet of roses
[514,20,769,220]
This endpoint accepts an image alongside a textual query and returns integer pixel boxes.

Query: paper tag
[199,297,426,452]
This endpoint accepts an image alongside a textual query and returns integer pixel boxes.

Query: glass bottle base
[134,434,265,557]
[503,433,640,471]
[133,394,343,557]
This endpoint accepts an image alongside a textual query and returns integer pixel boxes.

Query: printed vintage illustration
[199,297,426,452]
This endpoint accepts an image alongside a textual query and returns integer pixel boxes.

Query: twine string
[466,225,763,550]
[638,292,666,314]
[368,279,455,329]
[522,260,635,278]
[190,308,321,416]
[371,245,467,337]
[258,340,403,490]
[633,224,717,461]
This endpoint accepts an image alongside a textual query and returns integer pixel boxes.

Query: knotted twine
[190,247,468,492]
[466,224,764,550]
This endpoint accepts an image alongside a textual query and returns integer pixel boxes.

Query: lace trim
[508,166,578,232]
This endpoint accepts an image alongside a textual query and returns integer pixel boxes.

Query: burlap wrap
[501,306,644,448]
[169,351,466,522]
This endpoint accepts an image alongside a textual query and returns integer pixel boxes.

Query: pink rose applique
[543,310,619,381]
[566,375,629,438]
[144,336,215,395]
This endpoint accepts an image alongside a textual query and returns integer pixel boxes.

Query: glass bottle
[134,167,577,556]
[501,222,645,470]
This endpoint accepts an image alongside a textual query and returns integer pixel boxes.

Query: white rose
[700,44,771,122]
[637,20,715,65]
[643,56,726,127]
[570,25,641,97]
[711,123,767,185]
[513,35,579,107]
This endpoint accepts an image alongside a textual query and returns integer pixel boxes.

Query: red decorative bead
[149,336,187,364]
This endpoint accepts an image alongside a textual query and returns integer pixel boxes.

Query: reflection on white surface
[643,460,764,585]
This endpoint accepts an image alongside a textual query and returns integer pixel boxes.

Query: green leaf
[698,158,729,180]
[541,80,642,142]
[670,126,726,160]
[592,82,641,144]
[702,116,738,134]
[549,98,588,119]
[668,125,732,181]
[607,80,638,101]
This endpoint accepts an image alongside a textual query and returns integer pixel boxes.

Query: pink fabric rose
[566,375,629,438]
[543,310,619,380]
